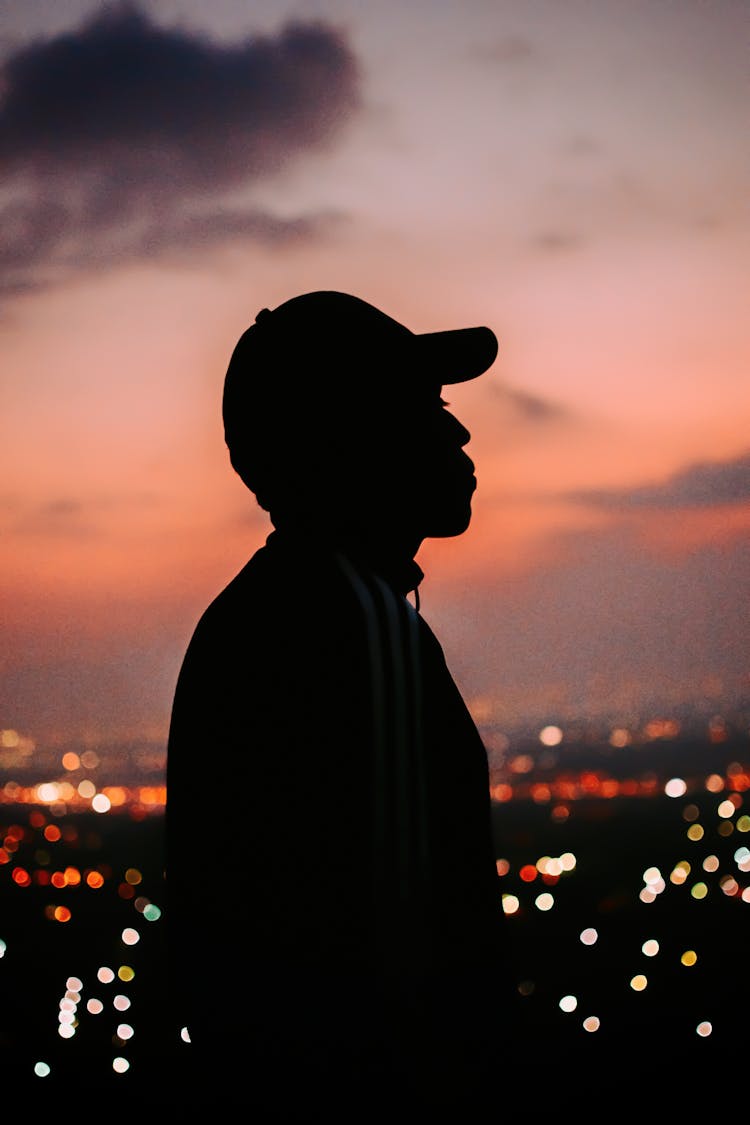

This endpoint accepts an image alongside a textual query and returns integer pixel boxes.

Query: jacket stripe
[333,553,429,945]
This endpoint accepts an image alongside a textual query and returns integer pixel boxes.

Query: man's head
[222,291,498,542]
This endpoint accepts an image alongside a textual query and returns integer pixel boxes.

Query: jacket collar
[266,525,424,598]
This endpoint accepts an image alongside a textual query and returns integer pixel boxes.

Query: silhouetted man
[166,292,508,1119]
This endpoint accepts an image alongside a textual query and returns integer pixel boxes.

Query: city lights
[0,709,746,1096]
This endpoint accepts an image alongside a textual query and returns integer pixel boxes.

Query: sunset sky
[1,0,748,752]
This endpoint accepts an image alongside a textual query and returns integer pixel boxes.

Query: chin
[425,505,473,538]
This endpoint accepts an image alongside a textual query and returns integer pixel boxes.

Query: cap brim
[413,325,498,384]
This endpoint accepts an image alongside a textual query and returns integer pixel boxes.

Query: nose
[445,410,471,447]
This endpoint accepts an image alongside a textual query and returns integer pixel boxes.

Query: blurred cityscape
[1,696,748,1104]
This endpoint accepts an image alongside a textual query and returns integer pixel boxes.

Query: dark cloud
[561,135,603,159]
[491,382,570,423]
[472,35,537,65]
[568,450,750,511]
[0,3,360,294]
[529,229,585,253]
[13,497,101,538]
[10,491,161,537]
[0,191,342,293]
[39,499,84,517]
[0,3,359,182]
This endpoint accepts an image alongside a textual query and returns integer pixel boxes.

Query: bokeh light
[670,861,690,884]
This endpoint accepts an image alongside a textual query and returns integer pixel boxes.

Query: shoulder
[178,539,389,689]
[193,540,374,637]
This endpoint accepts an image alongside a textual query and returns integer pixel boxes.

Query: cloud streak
[4,491,162,538]
[567,450,750,511]
[0,3,360,294]
[488,381,571,423]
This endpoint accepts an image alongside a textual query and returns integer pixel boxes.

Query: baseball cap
[222,290,498,444]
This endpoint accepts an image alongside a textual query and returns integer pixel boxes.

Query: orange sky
[1,1,748,746]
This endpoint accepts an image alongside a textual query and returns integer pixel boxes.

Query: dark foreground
[1,784,747,1115]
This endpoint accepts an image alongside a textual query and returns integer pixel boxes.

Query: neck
[270,514,424,596]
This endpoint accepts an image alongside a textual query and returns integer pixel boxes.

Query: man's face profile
[343,382,476,544]
[398,393,475,540]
